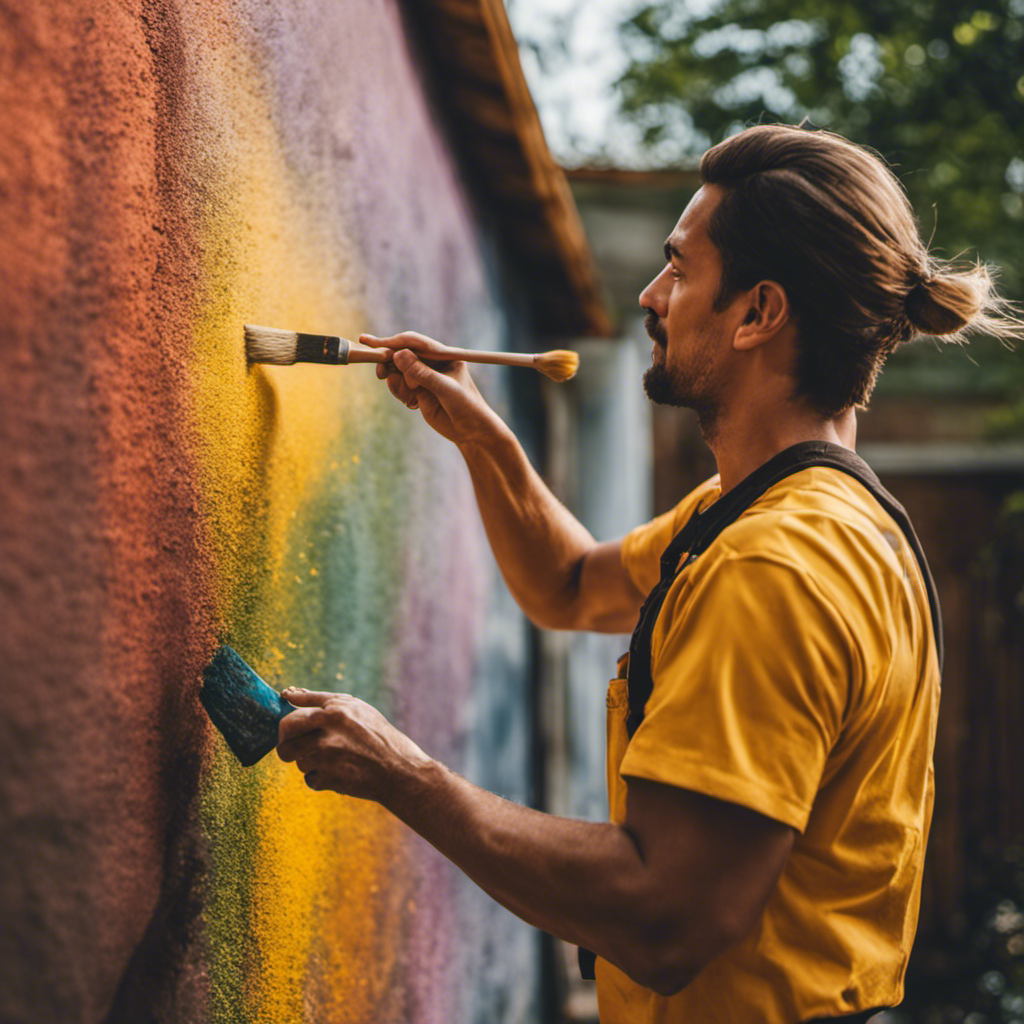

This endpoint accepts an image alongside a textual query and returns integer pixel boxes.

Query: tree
[616,0,1024,397]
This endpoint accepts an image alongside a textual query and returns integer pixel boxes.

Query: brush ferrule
[294,333,350,364]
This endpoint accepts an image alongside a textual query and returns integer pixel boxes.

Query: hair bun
[904,274,978,337]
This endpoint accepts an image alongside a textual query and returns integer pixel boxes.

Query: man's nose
[639,267,668,313]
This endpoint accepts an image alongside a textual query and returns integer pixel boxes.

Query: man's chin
[643,363,686,406]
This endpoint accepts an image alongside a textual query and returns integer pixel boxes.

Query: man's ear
[732,281,790,351]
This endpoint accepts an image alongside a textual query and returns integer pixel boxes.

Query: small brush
[244,325,579,383]
[200,644,294,767]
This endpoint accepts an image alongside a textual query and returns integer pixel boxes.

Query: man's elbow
[631,957,700,998]
[527,590,636,634]
[532,546,642,633]
[621,944,711,998]
[616,912,749,997]
[522,576,593,631]
[523,598,580,632]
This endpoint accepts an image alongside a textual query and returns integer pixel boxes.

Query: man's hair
[699,124,1024,416]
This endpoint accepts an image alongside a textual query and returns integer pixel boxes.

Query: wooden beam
[411,0,612,336]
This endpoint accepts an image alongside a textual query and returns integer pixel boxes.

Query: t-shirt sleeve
[621,477,721,597]
[620,507,680,596]
[618,552,854,832]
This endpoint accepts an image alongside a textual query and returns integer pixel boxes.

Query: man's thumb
[281,686,328,707]
[393,350,460,399]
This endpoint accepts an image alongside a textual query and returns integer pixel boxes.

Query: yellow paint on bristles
[535,349,579,382]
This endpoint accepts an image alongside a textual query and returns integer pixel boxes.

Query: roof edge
[410,0,612,337]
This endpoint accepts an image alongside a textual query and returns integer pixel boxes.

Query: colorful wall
[0,1,542,1020]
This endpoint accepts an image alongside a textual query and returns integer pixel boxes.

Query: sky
[507,0,643,166]
[506,0,720,167]
[506,0,893,169]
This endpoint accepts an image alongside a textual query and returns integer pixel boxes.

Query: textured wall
[0,1,539,1021]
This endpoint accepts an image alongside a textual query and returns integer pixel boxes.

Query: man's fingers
[383,366,420,406]
[277,725,323,762]
[360,331,448,357]
[364,332,473,420]
[391,350,462,403]
[278,703,327,748]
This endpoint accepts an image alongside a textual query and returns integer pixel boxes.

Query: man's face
[639,185,737,421]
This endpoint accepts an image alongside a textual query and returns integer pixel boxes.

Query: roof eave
[409,0,612,338]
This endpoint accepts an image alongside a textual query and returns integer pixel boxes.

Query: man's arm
[361,332,645,633]
[278,689,795,995]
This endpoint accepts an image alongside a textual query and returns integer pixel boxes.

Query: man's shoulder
[677,473,724,523]
[705,465,912,610]
[724,465,901,550]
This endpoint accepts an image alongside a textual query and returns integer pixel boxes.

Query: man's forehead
[665,184,719,257]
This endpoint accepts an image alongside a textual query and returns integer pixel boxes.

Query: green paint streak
[198,392,415,1021]
[200,745,271,1023]
[260,396,413,711]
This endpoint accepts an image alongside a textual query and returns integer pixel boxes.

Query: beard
[641,308,723,437]
[642,360,688,405]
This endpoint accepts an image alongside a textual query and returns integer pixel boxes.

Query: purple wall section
[0,1,541,1021]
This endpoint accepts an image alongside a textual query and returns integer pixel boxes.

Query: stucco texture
[0,1,538,1021]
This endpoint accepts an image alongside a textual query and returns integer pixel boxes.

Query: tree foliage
[617,0,1024,305]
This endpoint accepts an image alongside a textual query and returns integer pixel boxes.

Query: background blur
[509,1,1024,1021]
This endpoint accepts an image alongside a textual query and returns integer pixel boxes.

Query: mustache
[643,308,667,347]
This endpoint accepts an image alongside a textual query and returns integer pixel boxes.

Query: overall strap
[625,441,944,738]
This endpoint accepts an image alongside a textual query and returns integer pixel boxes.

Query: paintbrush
[200,645,294,766]
[244,325,579,383]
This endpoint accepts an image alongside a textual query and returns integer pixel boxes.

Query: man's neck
[706,407,857,496]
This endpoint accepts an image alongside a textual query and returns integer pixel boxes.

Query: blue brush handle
[200,645,296,767]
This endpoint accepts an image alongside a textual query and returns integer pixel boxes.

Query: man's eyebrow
[664,240,686,263]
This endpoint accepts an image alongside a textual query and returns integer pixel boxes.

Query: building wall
[541,338,653,827]
[0,1,540,1021]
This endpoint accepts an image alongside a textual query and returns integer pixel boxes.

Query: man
[276,126,1020,1021]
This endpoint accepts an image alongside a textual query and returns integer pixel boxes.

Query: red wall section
[1,1,214,1018]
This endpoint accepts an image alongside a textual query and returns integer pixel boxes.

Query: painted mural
[0,1,540,1021]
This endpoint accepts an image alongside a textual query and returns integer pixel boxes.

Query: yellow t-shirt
[597,467,940,1023]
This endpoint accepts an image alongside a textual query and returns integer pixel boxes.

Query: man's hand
[360,332,506,449]
[276,688,434,803]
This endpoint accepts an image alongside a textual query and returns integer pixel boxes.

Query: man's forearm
[279,690,781,997]
[457,426,597,629]
[374,337,640,631]
[382,754,654,972]
[278,690,644,955]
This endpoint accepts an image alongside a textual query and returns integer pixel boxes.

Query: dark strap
[625,440,943,737]
[578,945,597,980]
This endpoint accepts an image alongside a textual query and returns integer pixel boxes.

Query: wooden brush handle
[345,344,536,369]
[344,345,392,364]
[434,347,537,368]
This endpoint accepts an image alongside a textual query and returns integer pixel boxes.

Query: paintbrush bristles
[535,349,579,383]
[244,325,299,365]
